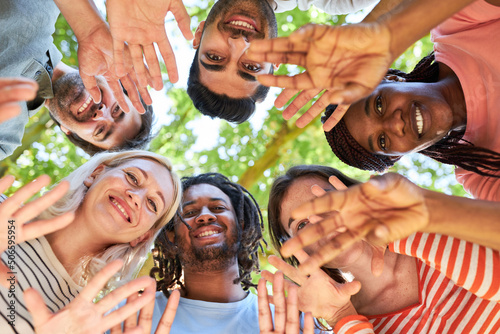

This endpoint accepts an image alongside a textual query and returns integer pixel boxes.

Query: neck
[437,62,467,131]
[45,211,109,278]
[182,259,247,303]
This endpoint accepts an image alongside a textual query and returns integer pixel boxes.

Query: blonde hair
[38,150,181,288]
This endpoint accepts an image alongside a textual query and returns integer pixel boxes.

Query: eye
[378,133,387,151]
[243,63,261,72]
[125,171,139,185]
[94,126,104,137]
[296,219,309,231]
[148,198,158,213]
[182,209,197,218]
[375,95,383,115]
[112,105,122,117]
[206,53,224,62]
[211,205,226,212]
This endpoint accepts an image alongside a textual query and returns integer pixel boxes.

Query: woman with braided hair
[324,0,500,201]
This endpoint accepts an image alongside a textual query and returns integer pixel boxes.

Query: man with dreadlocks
[149,173,266,333]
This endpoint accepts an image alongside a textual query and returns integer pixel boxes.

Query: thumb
[24,288,53,327]
[80,73,102,104]
[341,280,361,296]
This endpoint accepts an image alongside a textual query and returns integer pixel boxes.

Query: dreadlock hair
[324,52,500,177]
[268,165,358,285]
[151,173,264,297]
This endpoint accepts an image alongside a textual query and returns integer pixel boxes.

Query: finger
[135,284,158,334]
[0,102,22,123]
[13,180,69,223]
[103,290,155,332]
[275,88,299,109]
[285,284,300,334]
[117,74,145,114]
[322,104,350,131]
[22,212,74,242]
[109,322,124,334]
[0,77,38,88]
[303,312,315,334]
[128,71,152,106]
[282,89,322,121]
[24,288,53,328]
[157,36,178,85]
[78,260,124,301]
[282,212,345,258]
[290,249,310,264]
[311,184,326,197]
[113,39,127,78]
[97,276,156,313]
[0,83,38,104]
[257,72,315,90]
[106,76,133,114]
[257,279,274,332]
[1,175,51,215]
[289,24,329,42]
[0,264,15,289]
[295,91,331,127]
[129,44,149,88]
[329,176,348,191]
[267,257,305,285]
[248,37,309,54]
[251,52,307,66]
[171,2,194,40]
[341,280,362,296]
[80,73,102,104]
[0,175,15,194]
[273,271,286,333]
[143,43,164,89]
[120,297,140,333]
[156,290,180,334]
[298,225,373,276]
[328,83,371,105]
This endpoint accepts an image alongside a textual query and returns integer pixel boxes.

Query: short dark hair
[325,53,500,178]
[50,96,155,156]
[268,165,360,284]
[187,48,271,124]
[152,173,264,297]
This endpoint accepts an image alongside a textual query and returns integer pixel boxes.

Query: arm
[455,169,500,202]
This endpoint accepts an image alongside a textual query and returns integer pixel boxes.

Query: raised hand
[282,173,428,275]
[77,22,151,114]
[258,271,314,334]
[0,77,38,124]
[263,250,360,327]
[107,0,193,89]
[248,22,392,105]
[109,289,180,334]
[0,175,74,288]
[24,260,156,334]
[275,88,350,130]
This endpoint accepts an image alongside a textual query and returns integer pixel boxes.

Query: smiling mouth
[77,95,93,115]
[110,197,131,222]
[227,20,256,31]
[416,106,424,136]
[196,230,220,238]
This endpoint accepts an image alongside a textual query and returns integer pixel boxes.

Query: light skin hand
[258,271,314,334]
[77,22,151,114]
[282,173,428,275]
[0,77,38,124]
[24,260,156,334]
[263,250,360,327]
[109,289,180,334]
[0,175,74,288]
[107,0,193,89]
[247,23,392,105]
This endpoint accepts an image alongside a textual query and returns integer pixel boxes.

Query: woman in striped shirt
[267,165,500,333]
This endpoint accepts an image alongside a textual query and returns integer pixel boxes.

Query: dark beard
[50,72,96,122]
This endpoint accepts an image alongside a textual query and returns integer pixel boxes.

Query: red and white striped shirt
[334,233,500,334]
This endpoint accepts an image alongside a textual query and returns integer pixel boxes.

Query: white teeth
[197,230,218,238]
[229,20,255,30]
[78,96,93,114]
[416,107,423,135]
[111,198,130,221]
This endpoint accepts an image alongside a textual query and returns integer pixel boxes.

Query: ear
[383,74,405,83]
[83,164,106,188]
[129,230,154,247]
[59,125,71,135]
[193,21,205,49]
[166,230,176,244]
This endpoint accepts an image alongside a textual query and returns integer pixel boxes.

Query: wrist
[324,302,358,328]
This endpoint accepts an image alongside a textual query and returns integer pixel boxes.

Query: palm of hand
[77,25,114,76]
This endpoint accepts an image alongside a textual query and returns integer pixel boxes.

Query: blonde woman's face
[82,158,175,245]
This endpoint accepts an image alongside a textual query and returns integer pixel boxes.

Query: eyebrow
[237,70,256,82]
[182,197,229,209]
[200,60,224,72]
[288,217,295,229]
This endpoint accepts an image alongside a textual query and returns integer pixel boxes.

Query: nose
[196,207,216,224]
[126,189,142,209]
[92,103,112,122]
[228,35,250,54]
[383,109,405,137]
